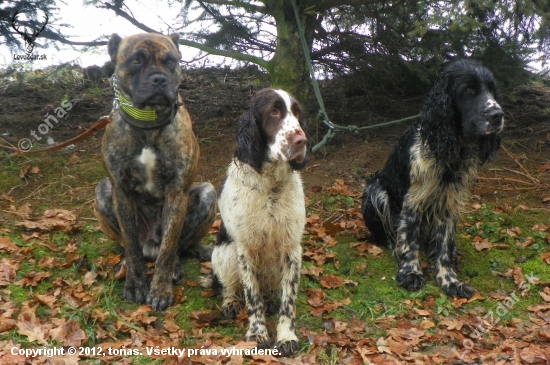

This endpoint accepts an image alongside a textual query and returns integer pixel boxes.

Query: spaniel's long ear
[235,108,265,173]
[289,114,311,171]
[419,72,459,163]
[478,134,501,164]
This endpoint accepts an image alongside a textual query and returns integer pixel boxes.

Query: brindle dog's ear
[108,33,122,63]
[169,34,180,50]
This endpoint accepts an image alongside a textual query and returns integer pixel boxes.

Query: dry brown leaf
[82,270,98,287]
[306,288,326,307]
[0,236,20,253]
[14,271,51,287]
[0,317,17,333]
[440,319,463,330]
[505,227,522,238]
[540,252,550,265]
[17,209,78,231]
[532,223,549,232]
[472,236,493,251]
[35,293,57,309]
[318,275,357,289]
[301,266,324,277]
[540,287,550,302]
[17,305,48,345]
[0,259,20,287]
[420,319,435,329]
[310,297,351,317]
[7,203,33,218]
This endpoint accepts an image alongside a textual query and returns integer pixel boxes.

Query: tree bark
[265,0,316,108]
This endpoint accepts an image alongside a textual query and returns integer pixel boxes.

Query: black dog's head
[108,33,181,110]
[235,88,310,173]
[420,59,504,164]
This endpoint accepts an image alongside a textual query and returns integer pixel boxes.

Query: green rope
[290,0,419,152]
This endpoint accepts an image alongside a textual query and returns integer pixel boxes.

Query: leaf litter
[0,177,549,364]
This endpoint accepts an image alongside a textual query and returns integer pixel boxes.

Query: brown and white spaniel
[202,88,309,356]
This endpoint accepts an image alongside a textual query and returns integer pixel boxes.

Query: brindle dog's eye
[131,58,141,65]
[165,59,173,65]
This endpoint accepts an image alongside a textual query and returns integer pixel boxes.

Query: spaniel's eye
[465,87,475,95]
[270,108,280,116]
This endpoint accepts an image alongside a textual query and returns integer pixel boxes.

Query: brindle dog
[94,33,216,311]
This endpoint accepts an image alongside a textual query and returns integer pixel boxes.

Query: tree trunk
[265,0,316,110]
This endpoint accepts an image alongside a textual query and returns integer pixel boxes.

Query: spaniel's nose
[292,130,307,148]
[487,108,504,127]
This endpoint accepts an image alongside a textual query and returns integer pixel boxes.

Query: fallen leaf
[0,259,20,286]
[301,266,324,277]
[532,223,549,233]
[310,297,351,317]
[306,288,326,307]
[35,293,57,309]
[0,236,20,253]
[14,271,51,287]
[17,304,48,345]
[472,236,493,251]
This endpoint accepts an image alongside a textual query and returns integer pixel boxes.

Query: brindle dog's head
[108,33,181,110]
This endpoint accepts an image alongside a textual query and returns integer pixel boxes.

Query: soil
[0,65,548,212]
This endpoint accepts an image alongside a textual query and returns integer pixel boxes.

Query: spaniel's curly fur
[202,88,309,356]
[362,60,504,298]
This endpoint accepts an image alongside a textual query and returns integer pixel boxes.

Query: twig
[501,145,540,185]
[477,177,533,185]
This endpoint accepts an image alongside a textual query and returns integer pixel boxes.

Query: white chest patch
[137,147,156,192]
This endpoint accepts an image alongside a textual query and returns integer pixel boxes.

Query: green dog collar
[115,91,178,129]
[118,92,158,122]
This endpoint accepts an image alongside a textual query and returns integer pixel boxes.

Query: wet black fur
[362,59,504,298]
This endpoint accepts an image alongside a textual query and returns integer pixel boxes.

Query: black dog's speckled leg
[433,217,476,298]
[394,206,425,291]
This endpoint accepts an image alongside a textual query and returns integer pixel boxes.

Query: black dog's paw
[443,282,476,299]
[275,340,299,357]
[123,276,149,304]
[222,300,242,319]
[146,283,174,311]
[396,271,426,291]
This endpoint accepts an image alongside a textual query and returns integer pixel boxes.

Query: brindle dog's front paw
[443,282,476,299]
[123,275,149,304]
[396,270,426,291]
[146,282,174,311]
[276,340,300,357]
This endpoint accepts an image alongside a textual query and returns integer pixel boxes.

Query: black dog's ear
[419,71,459,163]
[289,115,311,171]
[478,134,501,164]
[235,108,265,173]
[108,33,122,63]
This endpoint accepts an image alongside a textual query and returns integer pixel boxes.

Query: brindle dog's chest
[115,146,184,204]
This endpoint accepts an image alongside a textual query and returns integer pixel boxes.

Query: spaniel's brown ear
[235,108,264,173]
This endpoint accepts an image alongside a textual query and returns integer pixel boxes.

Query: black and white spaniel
[203,88,308,356]
[362,60,504,298]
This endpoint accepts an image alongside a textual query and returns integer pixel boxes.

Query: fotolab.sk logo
[11,10,48,60]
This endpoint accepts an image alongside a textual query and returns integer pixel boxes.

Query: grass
[1,142,549,364]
